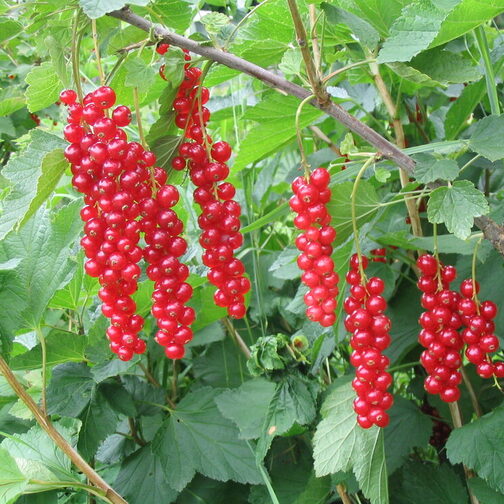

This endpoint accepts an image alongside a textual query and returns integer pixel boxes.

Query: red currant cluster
[142,184,195,360]
[420,402,451,449]
[344,254,393,428]
[458,279,504,379]
[416,254,463,402]
[162,49,250,319]
[60,85,193,360]
[290,167,338,327]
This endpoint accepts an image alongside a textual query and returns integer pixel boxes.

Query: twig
[138,362,161,387]
[128,418,146,446]
[369,60,423,239]
[308,4,321,74]
[223,318,251,358]
[336,484,352,504]
[287,0,329,105]
[309,125,342,156]
[0,356,128,504]
[448,402,480,504]
[461,367,483,418]
[106,7,504,258]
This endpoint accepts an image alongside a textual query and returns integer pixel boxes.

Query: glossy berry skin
[416,255,465,401]
[457,277,500,379]
[345,254,392,428]
[291,168,338,326]
[170,51,249,320]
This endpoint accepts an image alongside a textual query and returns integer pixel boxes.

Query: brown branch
[287,0,328,104]
[106,7,504,258]
[369,61,423,239]
[222,318,251,359]
[336,484,352,504]
[309,125,342,156]
[0,356,128,504]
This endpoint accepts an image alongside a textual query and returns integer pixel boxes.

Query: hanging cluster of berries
[344,254,393,428]
[290,167,339,327]
[60,85,193,361]
[420,401,451,450]
[416,254,463,402]
[458,279,504,379]
[160,45,250,319]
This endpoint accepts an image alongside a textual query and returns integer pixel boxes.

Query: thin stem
[388,361,419,373]
[295,94,316,175]
[287,0,329,105]
[92,19,105,85]
[223,318,251,358]
[461,367,483,418]
[309,125,341,156]
[71,10,84,102]
[171,360,178,402]
[474,26,500,116]
[28,480,112,504]
[308,4,321,74]
[133,88,146,148]
[448,402,480,504]
[0,356,127,504]
[351,156,376,279]
[471,236,483,305]
[368,58,423,240]
[460,154,482,173]
[225,0,272,49]
[36,326,47,417]
[322,59,375,83]
[336,484,352,504]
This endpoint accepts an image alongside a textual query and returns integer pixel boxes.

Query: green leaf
[152,387,262,491]
[469,115,504,161]
[409,48,482,84]
[0,201,82,341]
[216,378,277,439]
[386,62,442,87]
[100,383,137,417]
[10,330,86,370]
[115,445,178,504]
[0,88,25,117]
[154,0,194,32]
[234,94,323,170]
[395,461,468,503]
[78,388,118,459]
[445,80,486,140]
[413,153,459,183]
[49,254,86,311]
[123,56,156,93]
[78,0,149,19]
[21,149,69,229]
[327,180,379,246]
[322,3,379,49]
[177,475,247,504]
[0,447,27,503]
[335,0,411,36]
[384,397,432,474]
[427,180,489,240]
[193,337,251,389]
[446,405,504,494]
[468,477,504,504]
[150,135,182,171]
[25,62,61,113]
[256,375,317,461]
[47,363,95,418]
[313,377,388,504]
[1,422,78,481]
[249,439,332,504]
[0,130,67,241]
[0,19,22,42]
[378,0,456,63]
[431,0,504,48]
[201,12,230,35]
[46,36,69,89]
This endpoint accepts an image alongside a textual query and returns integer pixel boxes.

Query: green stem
[295,94,315,176]
[71,9,84,101]
[471,236,483,306]
[35,326,47,417]
[474,26,500,115]
[28,480,112,504]
[388,361,419,373]
[351,156,376,279]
